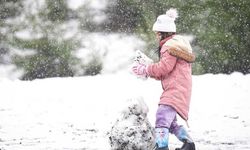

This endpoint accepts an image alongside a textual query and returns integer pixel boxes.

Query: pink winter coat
[147,35,192,121]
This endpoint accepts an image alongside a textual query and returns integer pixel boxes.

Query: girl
[132,8,196,150]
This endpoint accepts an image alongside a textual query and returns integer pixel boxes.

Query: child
[132,8,196,150]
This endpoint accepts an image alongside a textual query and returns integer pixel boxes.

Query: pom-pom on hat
[152,8,178,32]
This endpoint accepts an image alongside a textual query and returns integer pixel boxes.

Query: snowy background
[1,0,250,150]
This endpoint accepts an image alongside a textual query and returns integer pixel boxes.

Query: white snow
[0,71,250,150]
[2,0,250,149]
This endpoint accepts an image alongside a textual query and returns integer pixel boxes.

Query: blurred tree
[45,0,69,22]
[0,0,22,20]
[76,3,101,32]
[13,37,79,80]
[104,0,250,74]
[0,0,23,64]
[104,0,145,33]
[193,0,250,74]
[11,0,82,80]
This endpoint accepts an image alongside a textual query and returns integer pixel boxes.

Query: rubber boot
[175,126,195,150]
[175,141,195,150]
[155,128,169,150]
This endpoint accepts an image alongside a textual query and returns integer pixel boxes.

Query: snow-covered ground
[0,71,250,150]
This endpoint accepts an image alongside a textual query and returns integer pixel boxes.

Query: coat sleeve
[147,47,177,80]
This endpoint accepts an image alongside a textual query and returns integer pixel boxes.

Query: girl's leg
[169,118,196,150]
[169,119,193,143]
[155,105,177,149]
[155,105,177,128]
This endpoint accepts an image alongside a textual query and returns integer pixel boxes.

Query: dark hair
[157,32,176,58]
[159,32,175,41]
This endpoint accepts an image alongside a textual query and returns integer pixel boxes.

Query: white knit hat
[152,8,178,32]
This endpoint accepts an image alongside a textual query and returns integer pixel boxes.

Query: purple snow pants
[155,105,181,135]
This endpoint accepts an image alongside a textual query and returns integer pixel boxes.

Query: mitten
[132,63,148,78]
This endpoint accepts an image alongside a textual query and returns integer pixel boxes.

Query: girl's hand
[132,63,148,78]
